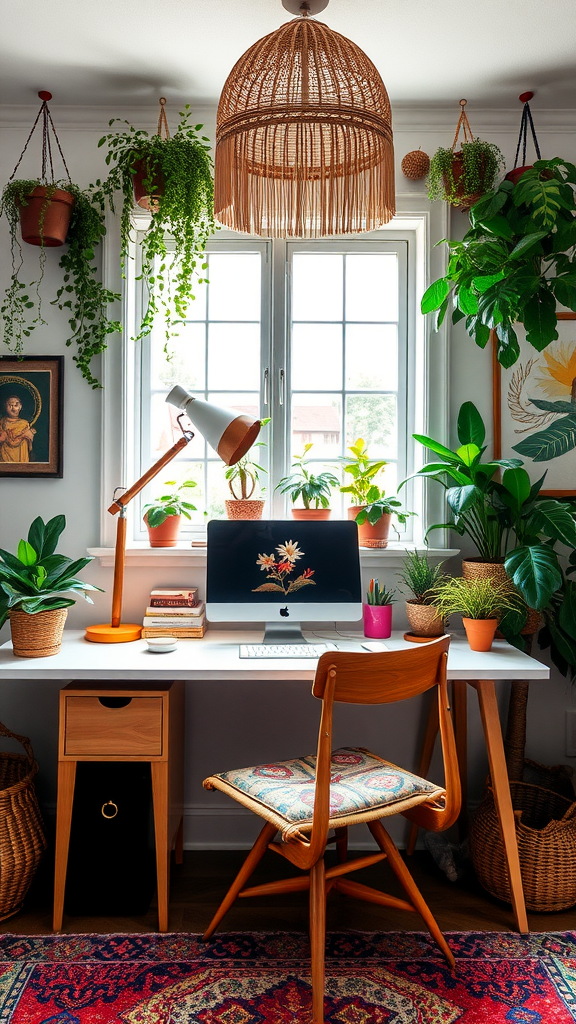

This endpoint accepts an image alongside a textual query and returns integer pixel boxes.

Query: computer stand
[262,622,308,644]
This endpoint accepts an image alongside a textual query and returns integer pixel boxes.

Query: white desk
[0,628,549,933]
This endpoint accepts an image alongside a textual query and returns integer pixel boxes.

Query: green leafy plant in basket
[421,157,576,368]
[0,180,121,388]
[94,104,215,347]
[396,549,446,605]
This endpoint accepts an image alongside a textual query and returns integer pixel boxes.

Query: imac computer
[206,520,362,652]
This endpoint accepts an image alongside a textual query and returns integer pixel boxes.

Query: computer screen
[206,520,362,639]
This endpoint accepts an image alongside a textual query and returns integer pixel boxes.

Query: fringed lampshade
[215,0,395,238]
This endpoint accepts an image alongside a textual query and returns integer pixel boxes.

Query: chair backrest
[289,636,459,870]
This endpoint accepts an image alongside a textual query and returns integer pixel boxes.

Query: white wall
[1,103,575,848]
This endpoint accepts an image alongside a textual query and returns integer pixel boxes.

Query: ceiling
[1,0,576,111]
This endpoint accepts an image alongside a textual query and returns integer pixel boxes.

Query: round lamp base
[85,623,143,643]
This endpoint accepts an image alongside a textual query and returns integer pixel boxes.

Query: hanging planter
[96,97,214,346]
[0,93,120,388]
[505,92,542,184]
[426,100,504,210]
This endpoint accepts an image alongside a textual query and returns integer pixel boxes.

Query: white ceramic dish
[146,637,179,653]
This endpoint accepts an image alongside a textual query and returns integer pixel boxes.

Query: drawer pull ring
[101,800,118,819]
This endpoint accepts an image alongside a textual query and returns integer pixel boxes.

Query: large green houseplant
[421,158,576,368]
[0,180,121,387]
[95,105,215,346]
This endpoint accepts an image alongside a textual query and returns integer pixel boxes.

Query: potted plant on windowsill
[363,579,396,639]
[432,575,523,652]
[340,438,413,548]
[275,444,339,520]
[0,515,101,657]
[396,549,447,639]
[143,477,198,547]
[95,101,215,347]
[225,439,267,521]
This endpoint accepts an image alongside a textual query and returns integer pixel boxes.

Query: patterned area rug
[1,931,576,1023]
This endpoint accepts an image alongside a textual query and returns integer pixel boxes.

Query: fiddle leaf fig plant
[421,158,576,368]
[94,105,215,346]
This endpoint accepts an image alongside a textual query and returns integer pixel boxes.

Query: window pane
[345,253,398,322]
[292,324,343,390]
[345,324,398,392]
[151,322,206,391]
[292,254,343,321]
[208,252,260,321]
[291,394,342,458]
[207,324,260,390]
[346,393,397,459]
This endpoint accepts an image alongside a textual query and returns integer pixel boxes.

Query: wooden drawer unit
[63,695,163,757]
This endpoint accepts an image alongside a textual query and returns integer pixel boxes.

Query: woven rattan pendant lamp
[215,0,395,237]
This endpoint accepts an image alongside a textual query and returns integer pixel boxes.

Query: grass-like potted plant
[95,102,214,346]
[275,444,339,520]
[142,477,198,547]
[396,549,446,639]
[363,579,396,639]
[0,179,121,388]
[0,515,101,657]
[432,575,523,652]
[340,438,413,548]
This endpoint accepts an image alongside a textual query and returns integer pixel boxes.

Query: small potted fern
[276,444,339,520]
[397,550,446,639]
[432,576,523,652]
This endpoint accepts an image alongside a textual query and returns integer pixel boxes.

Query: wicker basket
[470,777,576,912]
[9,607,68,657]
[0,721,47,920]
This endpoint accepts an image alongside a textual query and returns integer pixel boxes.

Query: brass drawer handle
[101,800,118,819]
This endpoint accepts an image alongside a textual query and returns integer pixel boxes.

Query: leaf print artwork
[253,540,316,595]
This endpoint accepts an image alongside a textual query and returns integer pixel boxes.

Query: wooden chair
[203,635,460,1024]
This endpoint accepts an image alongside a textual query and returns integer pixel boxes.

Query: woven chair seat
[204,746,444,840]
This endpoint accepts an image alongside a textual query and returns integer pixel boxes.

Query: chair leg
[309,857,326,1024]
[334,826,348,863]
[407,691,439,856]
[369,820,455,969]
[203,820,277,941]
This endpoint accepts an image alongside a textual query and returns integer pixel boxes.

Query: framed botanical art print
[493,314,576,497]
[0,356,64,478]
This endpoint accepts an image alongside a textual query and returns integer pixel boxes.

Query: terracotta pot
[225,499,265,521]
[145,513,181,547]
[405,600,445,638]
[445,151,486,211]
[291,508,331,520]
[9,607,68,657]
[132,158,165,210]
[505,165,533,185]
[463,617,498,652]
[347,507,391,548]
[17,186,75,246]
[363,603,393,639]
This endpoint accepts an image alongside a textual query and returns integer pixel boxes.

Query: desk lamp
[85,386,261,643]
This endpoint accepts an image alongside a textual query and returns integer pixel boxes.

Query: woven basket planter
[0,721,47,920]
[9,607,68,658]
[225,499,264,520]
[471,778,576,912]
[405,600,445,637]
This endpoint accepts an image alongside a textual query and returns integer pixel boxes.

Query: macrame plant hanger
[133,97,170,211]
[507,92,541,183]
[451,98,474,154]
[8,91,74,246]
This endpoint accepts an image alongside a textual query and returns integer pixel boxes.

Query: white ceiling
[1,0,576,111]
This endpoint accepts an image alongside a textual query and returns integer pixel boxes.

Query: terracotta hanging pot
[17,186,75,246]
[291,508,331,521]
[505,165,533,185]
[145,513,181,547]
[225,499,265,520]
[132,158,165,210]
[463,617,498,652]
[347,507,391,548]
[447,152,487,211]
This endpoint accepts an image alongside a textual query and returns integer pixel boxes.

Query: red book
[149,588,198,608]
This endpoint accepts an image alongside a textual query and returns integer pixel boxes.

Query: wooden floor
[3,848,576,936]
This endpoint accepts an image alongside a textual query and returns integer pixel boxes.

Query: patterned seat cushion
[205,747,444,832]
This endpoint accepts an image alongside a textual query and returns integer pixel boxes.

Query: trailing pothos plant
[94,105,215,346]
[0,180,120,388]
[421,158,576,368]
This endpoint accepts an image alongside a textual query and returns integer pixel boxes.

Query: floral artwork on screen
[253,540,316,595]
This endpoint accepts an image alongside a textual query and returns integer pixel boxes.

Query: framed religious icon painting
[0,356,64,478]
[492,314,576,497]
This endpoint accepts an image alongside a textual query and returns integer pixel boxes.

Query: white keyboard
[239,643,335,659]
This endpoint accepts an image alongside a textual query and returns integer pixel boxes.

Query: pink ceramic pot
[363,603,393,639]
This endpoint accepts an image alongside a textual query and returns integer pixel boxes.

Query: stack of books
[141,588,206,639]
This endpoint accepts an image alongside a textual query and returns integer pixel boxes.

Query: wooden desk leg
[474,680,529,934]
[406,692,439,856]
[53,760,77,932]
[175,817,184,865]
[151,761,170,933]
[452,681,468,839]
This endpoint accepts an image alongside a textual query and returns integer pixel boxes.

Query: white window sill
[87,543,460,569]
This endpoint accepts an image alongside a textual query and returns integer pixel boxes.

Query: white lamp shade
[166,386,261,466]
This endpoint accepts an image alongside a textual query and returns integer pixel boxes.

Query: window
[131,230,415,541]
